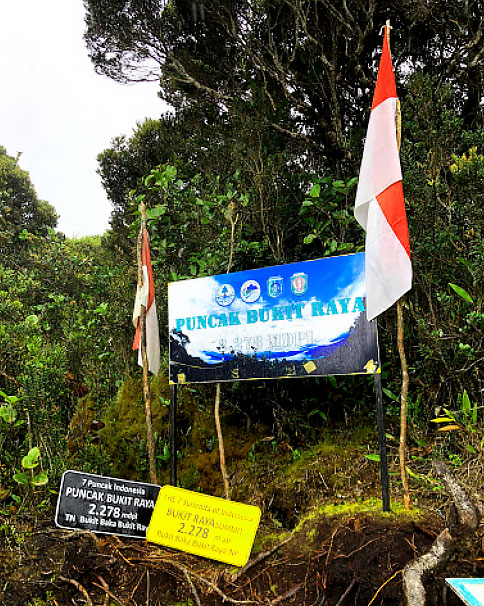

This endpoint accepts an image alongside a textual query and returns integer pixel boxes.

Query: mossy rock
[100,375,171,480]
[67,396,98,455]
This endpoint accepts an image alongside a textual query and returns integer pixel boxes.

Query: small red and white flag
[354,25,412,321]
[132,229,160,374]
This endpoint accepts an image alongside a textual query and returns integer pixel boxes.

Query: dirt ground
[2,503,484,606]
[2,420,484,606]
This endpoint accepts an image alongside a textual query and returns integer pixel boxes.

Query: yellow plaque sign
[146,486,261,567]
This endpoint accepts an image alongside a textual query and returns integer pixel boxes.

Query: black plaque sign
[55,470,161,539]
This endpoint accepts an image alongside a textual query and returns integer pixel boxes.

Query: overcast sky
[0,1,167,237]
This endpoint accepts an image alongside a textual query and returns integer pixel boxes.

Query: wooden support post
[215,382,230,499]
[397,299,411,509]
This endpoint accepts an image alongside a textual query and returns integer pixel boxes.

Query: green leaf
[146,205,166,219]
[449,283,473,303]
[94,302,109,315]
[309,184,321,197]
[308,409,327,421]
[365,453,380,462]
[0,404,16,424]
[382,387,399,401]
[462,389,471,416]
[22,447,40,469]
[303,233,317,244]
[165,165,177,179]
[405,466,424,480]
[13,472,29,485]
[31,472,49,487]
[24,314,40,328]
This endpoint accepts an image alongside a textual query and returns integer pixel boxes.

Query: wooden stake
[213,201,238,500]
[137,202,158,485]
[215,382,231,499]
[397,299,411,509]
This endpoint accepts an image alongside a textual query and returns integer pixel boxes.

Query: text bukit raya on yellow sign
[147,486,261,567]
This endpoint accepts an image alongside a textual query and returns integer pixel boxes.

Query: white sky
[0,1,166,237]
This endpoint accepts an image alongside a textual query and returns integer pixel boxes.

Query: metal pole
[374,372,390,511]
[169,383,178,486]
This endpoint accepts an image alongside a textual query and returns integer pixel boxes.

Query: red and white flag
[354,25,412,321]
[132,229,160,374]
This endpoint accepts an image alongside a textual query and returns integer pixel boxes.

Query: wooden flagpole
[387,20,411,510]
[137,201,158,485]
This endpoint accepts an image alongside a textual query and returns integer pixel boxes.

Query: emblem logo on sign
[215,283,235,307]
[240,280,261,303]
[291,273,308,295]
[267,276,283,298]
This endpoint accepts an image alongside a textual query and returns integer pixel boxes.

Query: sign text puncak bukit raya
[168,253,379,384]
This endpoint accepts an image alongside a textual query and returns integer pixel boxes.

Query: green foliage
[300,175,360,255]
[0,391,49,501]
[0,224,136,511]
[88,3,484,448]
[130,163,264,282]
[371,70,484,426]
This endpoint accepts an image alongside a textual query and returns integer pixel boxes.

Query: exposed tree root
[159,558,257,604]
[92,576,121,606]
[59,576,93,606]
[333,576,356,606]
[270,582,303,605]
[402,461,480,606]
[230,534,293,582]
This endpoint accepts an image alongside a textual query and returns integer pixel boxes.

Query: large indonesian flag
[354,25,412,321]
[132,229,160,374]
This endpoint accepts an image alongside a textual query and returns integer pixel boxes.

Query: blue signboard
[168,253,379,384]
